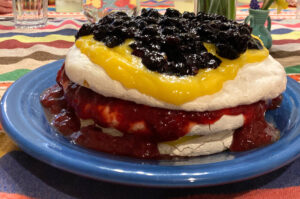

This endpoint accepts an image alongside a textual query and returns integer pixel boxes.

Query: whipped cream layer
[65,45,286,112]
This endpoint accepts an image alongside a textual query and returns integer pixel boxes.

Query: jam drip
[77,126,160,158]
[41,84,160,159]
[40,65,281,159]
[230,102,278,151]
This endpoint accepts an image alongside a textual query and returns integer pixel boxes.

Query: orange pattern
[176,186,300,199]
[0,82,13,88]
[0,193,36,199]
[288,74,300,82]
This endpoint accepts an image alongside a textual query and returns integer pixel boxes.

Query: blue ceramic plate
[1,60,300,187]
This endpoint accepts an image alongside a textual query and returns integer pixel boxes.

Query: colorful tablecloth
[1,2,300,199]
[236,5,298,20]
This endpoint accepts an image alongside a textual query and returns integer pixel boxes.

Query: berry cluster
[75,8,262,76]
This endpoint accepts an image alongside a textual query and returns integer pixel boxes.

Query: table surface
[1,1,300,199]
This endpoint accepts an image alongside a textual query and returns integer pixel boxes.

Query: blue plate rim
[1,59,300,187]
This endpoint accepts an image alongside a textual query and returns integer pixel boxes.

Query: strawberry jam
[40,65,282,159]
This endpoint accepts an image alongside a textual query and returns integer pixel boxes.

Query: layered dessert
[41,8,287,159]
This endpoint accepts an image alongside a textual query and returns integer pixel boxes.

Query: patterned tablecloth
[1,2,300,199]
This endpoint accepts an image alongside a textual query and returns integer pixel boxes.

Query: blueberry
[99,15,114,25]
[162,26,178,35]
[126,26,138,37]
[148,9,161,18]
[145,16,158,24]
[194,41,206,53]
[149,43,161,51]
[136,19,147,29]
[142,24,159,35]
[75,24,95,39]
[234,34,249,53]
[124,20,137,27]
[132,48,147,57]
[186,54,202,67]
[239,24,251,34]
[164,8,182,18]
[182,11,195,19]
[103,36,123,48]
[216,43,240,59]
[159,17,180,27]
[111,11,128,18]
[112,19,124,27]
[219,22,231,31]
[165,35,181,45]
[141,8,148,17]
[142,8,161,18]
[93,27,107,41]
[217,31,229,43]
[206,57,221,69]
[142,51,167,72]
[248,37,263,49]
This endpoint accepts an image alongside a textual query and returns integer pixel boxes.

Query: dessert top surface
[75,8,263,77]
[69,9,285,107]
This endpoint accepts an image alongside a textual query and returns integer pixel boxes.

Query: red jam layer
[40,65,281,159]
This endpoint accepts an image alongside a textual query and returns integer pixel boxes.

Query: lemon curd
[75,35,268,105]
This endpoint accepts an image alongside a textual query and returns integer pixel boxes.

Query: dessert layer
[65,45,286,112]
[158,130,233,157]
[74,36,269,105]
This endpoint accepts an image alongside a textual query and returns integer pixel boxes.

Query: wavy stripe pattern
[0,59,59,74]
[272,22,300,28]
[0,46,69,57]
[0,24,83,34]
[0,35,74,43]
[0,20,82,30]
[273,39,300,45]
[0,29,78,37]
[140,0,174,7]
[0,19,80,76]
[270,43,300,52]
[271,31,300,40]
[0,69,31,81]
[0,40,74,49]
[0,52,65,65]
[236,5,297,20]
[271,28,294,34]
[270,50,300,58]
[269,56,300,68]
[0,82,13,102]
[270,21,300,66]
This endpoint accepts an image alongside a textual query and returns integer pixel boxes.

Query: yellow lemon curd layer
[75,35,269,105]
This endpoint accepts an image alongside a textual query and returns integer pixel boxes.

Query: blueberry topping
[75,8,262,76]
[248,37,264,49]
[75,24,95,39]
